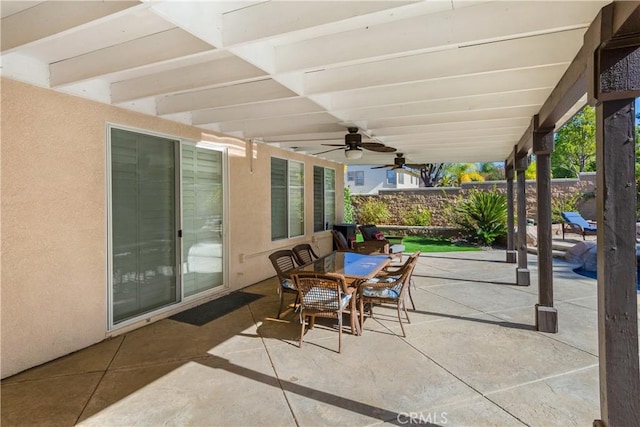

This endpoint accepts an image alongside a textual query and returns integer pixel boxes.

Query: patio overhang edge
[505,1,640,167]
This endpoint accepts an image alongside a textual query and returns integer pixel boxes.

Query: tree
[552,105,596,178]
[418,163,446,187]
[440,163,478,186]
[525,159,537,180]
[478,162,505,181]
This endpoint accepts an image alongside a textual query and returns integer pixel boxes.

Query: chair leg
[277,292,286,319]
[299,315,305,348]
[350,299,360,335]
[338,315,343,353]
[359,298,365,332]
[403,300,411,324]
[407,282,416,310]
[397,305,406,337]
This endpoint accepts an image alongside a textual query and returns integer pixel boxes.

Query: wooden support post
[515,154,530,286]
[505,161,517,264]
[533,122,557,333]
[592,43,640,427]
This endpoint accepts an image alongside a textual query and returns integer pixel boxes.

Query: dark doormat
[170,291,264,326]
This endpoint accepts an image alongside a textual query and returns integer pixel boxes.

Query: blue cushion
[366,275,400,284]
[303,287,351,310]
[362,283,402,299]
[561,212,596,231]
[281,278,296,290]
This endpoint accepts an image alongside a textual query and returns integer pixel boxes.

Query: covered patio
[2,1,639,425]
[2,251,612,426]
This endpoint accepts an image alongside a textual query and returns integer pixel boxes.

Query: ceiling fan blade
[359,142,386,149]
[363,145,397,153]
[405,163,426,169]
[371,164,393,169]
[313,147,344,155]
[321,143,347,147]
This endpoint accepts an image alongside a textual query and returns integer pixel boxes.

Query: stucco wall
[1,78,342,378]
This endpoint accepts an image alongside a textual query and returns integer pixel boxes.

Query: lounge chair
[561,211,597,240]
[358,224,406,259]
[331,230,389,254]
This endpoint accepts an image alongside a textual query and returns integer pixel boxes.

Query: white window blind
[182,145,224,297]
[314,166,335,232]
[271,158,304,240]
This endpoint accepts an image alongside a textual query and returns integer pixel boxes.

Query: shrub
[357,199,391,224]
[403,206,431,226]
[551,192,583,224]
[343,186,355,223]
[447,189,507,246]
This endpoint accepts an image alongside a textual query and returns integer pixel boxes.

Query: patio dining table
[291,251,391,335]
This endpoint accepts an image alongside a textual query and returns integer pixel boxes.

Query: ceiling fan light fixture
[345,148,363,159]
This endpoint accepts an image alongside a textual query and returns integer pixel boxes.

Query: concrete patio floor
[3,250,639,426]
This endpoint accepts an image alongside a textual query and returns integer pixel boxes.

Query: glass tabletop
[295,251,390,280]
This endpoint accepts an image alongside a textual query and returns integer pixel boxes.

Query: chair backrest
[359,225,385,241]
[331,230,351,250]
[561,211,592,228]
[291,272,348,312]
[292,243,319,266]
[396,251,420,297]
[268,250,297,280]
[407,250,421,265]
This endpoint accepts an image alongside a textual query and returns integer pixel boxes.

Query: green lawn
[355,234,481,253]
[401,236,481,253]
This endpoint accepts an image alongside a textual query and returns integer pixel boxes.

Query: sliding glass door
[181,145,224,297]
[109,127,226,327]
[110,128,178,324]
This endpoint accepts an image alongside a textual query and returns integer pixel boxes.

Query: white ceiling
[0,0,609,165]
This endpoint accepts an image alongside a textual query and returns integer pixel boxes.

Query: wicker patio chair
[291,272,353,353]
[374,251,421,310]
[358,253,418,337]
[292,243,319,266]
[268,249,299,319]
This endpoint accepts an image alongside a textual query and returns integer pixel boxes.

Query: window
[354,171,364,186]
[347,171,355,181]
[314,166,336,232]
[398,173,404,184]
[386,170,396,185]
[271,158,304,240]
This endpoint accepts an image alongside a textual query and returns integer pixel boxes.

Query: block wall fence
[351,172,597,227]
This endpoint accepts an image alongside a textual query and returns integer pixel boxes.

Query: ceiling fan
[314,127,396,159]
[371,153,425,170]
